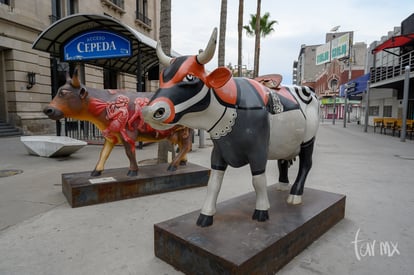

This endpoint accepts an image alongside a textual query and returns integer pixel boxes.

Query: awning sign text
[63,30,131,61]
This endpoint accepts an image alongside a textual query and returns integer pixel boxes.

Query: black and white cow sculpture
[143,28,320,227]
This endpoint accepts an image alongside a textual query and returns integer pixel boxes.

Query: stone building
[0,0,161,136]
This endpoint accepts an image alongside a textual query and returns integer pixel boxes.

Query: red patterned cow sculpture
[43,69,192,177]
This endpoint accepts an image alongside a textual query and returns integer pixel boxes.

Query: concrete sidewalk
[0,122,413,275]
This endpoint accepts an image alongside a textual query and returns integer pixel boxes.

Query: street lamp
[330,79,338,125]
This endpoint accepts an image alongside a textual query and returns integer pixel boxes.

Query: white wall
[361,88,400,125]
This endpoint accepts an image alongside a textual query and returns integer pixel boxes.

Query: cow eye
[184,74,195,82]
[58,90,70,97]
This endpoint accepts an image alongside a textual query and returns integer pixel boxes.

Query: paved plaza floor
[0,121,413,274]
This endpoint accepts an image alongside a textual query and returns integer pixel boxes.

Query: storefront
[32,13,163,138]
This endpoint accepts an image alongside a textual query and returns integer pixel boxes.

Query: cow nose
[43,106,55,116]
[43,106,64,120]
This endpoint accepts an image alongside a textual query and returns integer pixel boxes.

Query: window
[110,0,124,9]
[383,105,392,117]
[51,0,78,23]
[67,0,78,15]
[51,0,62,23]
[136,0,151,27]
[0,0,10,5]
[101,0,125,15]
[369,106,379,116]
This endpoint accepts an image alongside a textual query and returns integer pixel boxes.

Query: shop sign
[331,33,349,60]
[63,30,131,61]
[316,42,331,65]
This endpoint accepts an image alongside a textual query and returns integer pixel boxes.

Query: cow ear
[79,87,88,100]
[206,67,232,88]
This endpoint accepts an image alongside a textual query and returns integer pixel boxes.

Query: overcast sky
[170,0,414,84]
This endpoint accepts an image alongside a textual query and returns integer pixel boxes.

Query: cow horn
[65,71,71,83]
[197,28,218,65]
[71,67,80,88]
[156,41,173,66]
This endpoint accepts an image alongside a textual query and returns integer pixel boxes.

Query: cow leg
[178,128,193,166]
[276,159,290,191]
[121,138,139,177]
[287,137,315,204]
[252,173,270,221]
[91,139,114,176]
[197,169,225,227]
[167,128,192,171]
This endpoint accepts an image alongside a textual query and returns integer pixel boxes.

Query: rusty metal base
[62,163,210,208]
[154,186,345,274]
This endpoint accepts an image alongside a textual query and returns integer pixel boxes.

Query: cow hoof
[127,170,138,177]
[91,170,102,177]
[252,209,269,221]
[196,214,213,227]
[179,160,187,166]
[287,194,302,205]
[276,181,290,191]
[167,165,177,172]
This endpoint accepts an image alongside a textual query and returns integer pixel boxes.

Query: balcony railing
[370,50,414,84]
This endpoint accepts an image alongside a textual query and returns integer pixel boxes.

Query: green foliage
[243,12,278,38]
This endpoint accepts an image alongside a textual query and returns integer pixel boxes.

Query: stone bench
[20,136,87,157]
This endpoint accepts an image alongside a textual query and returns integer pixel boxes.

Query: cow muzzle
[142,100,175,130]
[43,106,64,120]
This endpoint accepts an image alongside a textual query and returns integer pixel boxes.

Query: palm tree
[159,0,171,57]
[244,10,278,77]
[237,0,244,77]
[218,0,227,67]
[253,0,261,78]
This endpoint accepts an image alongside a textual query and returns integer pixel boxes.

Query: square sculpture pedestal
[62,163,210,207]
[154,186,345,274]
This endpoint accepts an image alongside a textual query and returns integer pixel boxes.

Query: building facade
[293,31,366,121]
[293,44,324,87]
[0,0,161,136]
[362,13,414,126]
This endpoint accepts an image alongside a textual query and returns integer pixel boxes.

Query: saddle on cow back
[253,74,299,114]
[254,74,283,90]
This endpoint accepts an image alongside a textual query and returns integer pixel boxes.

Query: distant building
[363,12,414,126]
[292,44,324,87]
[293,31,366,121]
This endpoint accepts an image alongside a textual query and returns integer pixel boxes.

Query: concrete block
[155,186,346,274]
[20,136,87,157]
[62,163,210,207]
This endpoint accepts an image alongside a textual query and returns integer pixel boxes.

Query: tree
[243,9,278,77]
[218,0,227,67]
[254,0,261,78]
[237,0,244,77]
[159,0,171,56]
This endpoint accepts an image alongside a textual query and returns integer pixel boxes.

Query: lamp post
[331,79,338,125]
